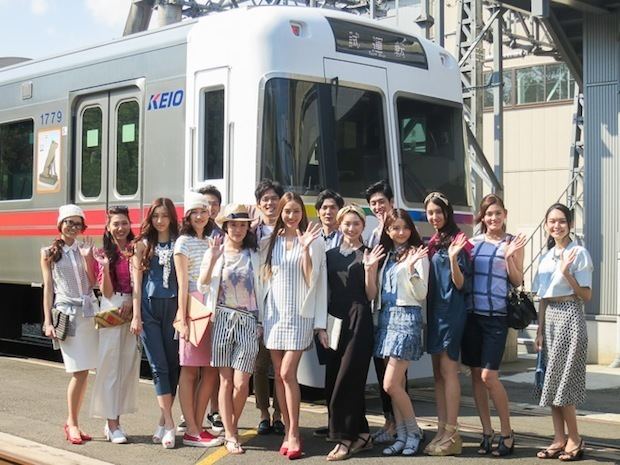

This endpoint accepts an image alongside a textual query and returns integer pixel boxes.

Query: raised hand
[505,232,527,259]
[296,221,322,249]
[560,248,577,277]
[363,244,386,269]
[206,235,224,261]
[79,236,95,258]
[448,234,468,260]
[92,247,109,267]
[406,245,428,272]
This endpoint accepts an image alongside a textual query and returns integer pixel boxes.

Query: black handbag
[506,287,537,329]
[51,307,70,341]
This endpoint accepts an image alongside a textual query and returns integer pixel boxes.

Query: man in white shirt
[365,180,394,248]
[315,189,345,252]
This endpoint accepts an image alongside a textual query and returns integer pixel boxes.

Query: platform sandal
[427,424,462,456]
[423,421,445,454]
[478,430,495,455]
[558,440,585,462]
[536,440,567,459]
[492,430,515,457]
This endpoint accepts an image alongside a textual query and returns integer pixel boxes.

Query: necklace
[154,242,173,288]
[552,247,564,262]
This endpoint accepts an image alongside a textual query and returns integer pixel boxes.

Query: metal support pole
[492,6,504,196]
[434,0,444,47]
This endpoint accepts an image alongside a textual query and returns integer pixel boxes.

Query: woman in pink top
[91,205,141,444]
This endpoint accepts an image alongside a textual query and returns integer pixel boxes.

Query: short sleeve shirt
[174,235,210,292]
[533,241,593,298]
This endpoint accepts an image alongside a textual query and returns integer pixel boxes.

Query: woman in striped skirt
[198,204,262,455]
[533,203,592,462]
[261,192,329,460]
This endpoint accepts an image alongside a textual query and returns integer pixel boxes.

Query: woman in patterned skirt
[261,192,328,459]
[533,203,592,462]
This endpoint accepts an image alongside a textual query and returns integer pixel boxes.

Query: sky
[0,0,135,59]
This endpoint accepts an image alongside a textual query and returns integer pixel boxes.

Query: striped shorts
[211,306,259,374]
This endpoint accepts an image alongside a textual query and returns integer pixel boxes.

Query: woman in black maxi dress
[325,205,384,461]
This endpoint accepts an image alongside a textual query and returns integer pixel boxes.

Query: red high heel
[64,424,84,445]
[287,441,303,460]
[79,431,92,441]
[279,442,288,455]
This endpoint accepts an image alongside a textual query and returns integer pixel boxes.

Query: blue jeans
[141,297,179,396]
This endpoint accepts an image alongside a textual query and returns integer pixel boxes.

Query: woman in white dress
[41,204,98,444]
[261,192,328,460]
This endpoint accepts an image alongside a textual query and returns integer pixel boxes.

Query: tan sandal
[427,424,462,456]
[326,442,351,461]
[423,421,445,454]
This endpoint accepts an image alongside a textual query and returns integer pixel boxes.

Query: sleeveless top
[143,240,177,299]
[468,234,511,316]
[47,243,92,309]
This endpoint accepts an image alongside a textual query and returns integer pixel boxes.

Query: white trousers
[90,321,141,419]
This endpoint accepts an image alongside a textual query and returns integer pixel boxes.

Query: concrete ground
[0,354,618,465]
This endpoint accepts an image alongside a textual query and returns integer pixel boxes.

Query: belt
[545,295,579,303]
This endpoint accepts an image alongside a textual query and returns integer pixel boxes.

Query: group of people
[41,179,593,462]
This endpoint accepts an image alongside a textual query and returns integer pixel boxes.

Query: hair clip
[424,192,449,206]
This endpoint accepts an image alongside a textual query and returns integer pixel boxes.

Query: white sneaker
[104,424,128,444]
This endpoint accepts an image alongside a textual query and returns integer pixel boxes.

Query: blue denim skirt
[373,305,423,361]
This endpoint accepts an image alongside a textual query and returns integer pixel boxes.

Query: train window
[0,119,33,200]
[261,78,388,197]
[80,107,103,198]
[116,101,140,196]
[202,89,224,180]
[396,97,468,205]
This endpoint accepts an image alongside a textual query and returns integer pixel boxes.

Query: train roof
[0,6,449,86]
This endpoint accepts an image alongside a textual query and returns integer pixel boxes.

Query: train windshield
[260,78,389,197]
[396,97,468,206]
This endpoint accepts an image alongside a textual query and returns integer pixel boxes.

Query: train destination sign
[327,18,428,69]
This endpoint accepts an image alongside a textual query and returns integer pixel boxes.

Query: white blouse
[533,241,593,299]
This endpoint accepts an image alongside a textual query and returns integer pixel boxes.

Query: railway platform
[0,354,618,465]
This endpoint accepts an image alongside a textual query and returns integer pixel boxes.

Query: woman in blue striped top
[461,194,526,457]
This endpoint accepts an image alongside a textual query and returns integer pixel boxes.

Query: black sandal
[326,441,352,461]
[537,441,567,459]
[492,430,515,457]
[558,440,585,462]
[351,435,373,455]
[478,431,495,455]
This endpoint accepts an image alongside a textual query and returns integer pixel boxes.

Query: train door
[193,68,229,202]
[74,88,142,218]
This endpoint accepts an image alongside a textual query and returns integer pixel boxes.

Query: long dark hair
[46,219,89,263]
[379,208,423,262]
[475,193,507,234]
[135,198,179,271]
[179,210,215,238]
[263,192,308,277]
[424,192,460,249]
[545,203,572,250]
[103,206,135,287]
[222,221,258,251]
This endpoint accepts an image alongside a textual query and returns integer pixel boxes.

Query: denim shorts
[374,305,423,361]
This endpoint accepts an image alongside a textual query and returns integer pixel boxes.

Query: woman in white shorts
[199,204,262,454]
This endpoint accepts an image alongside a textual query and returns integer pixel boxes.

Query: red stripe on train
[0,206,185,237]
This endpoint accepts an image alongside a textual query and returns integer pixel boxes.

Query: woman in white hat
[40,204,98,444]
[174,191,223,448]
[198,204,263,454]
